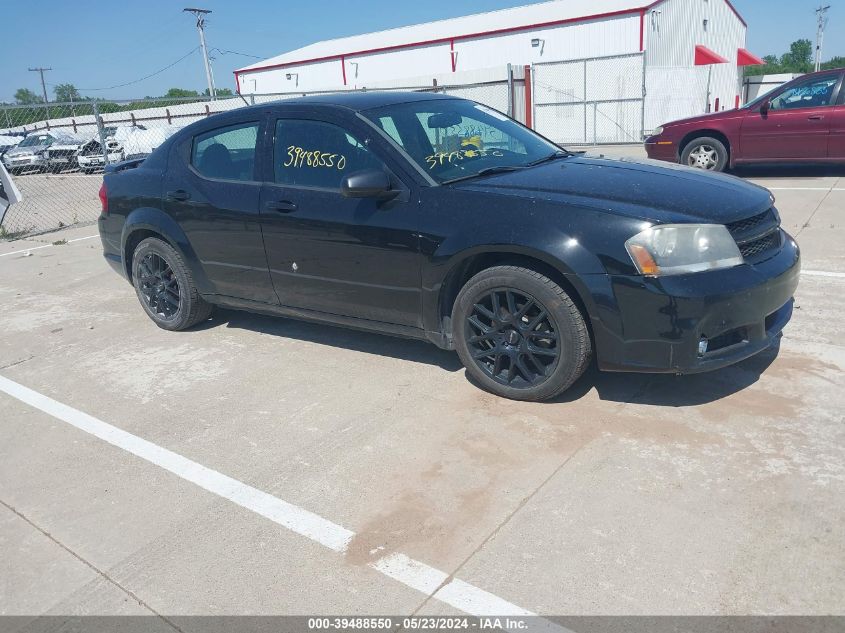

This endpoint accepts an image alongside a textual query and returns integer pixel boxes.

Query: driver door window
[770,76,839,110]
[273,119,384,189]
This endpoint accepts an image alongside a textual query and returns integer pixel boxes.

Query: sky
[1,0,843,103]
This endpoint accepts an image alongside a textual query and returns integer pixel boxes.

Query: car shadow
[202,308,781,407]
[204,308,464,372]
[550,338,781,407]
[732,164,845,179]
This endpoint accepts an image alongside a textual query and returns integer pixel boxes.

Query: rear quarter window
[191,122,259,181]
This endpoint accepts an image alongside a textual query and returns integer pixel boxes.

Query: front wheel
[681,136,729,172]
[131,237,213,331]
[452,266,592,401]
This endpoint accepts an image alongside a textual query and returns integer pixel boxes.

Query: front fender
[121,207,213,294]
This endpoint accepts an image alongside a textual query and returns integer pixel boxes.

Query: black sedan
[98,92,800,401]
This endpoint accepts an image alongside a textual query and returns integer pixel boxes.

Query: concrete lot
[1,148,844,624]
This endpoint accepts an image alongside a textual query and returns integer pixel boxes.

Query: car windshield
[19,134,51,147]
[362,99,566,184]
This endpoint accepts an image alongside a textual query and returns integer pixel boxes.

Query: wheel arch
[679,129,732,163]
[121,208,212,293]
[436,248,596,349]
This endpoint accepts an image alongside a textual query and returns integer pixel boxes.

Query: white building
[235,0,758,142]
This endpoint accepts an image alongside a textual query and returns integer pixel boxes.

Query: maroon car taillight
[98,181,108,215]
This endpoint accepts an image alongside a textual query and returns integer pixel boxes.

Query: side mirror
[759,99,770,116]
[340,169,397,200]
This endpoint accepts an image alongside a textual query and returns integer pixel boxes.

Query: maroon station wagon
[645,67,845,171]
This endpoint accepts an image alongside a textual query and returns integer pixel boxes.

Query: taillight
[98,181,108,215]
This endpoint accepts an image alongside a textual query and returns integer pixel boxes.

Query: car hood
[454,155,772,224]
[659,109,746,129]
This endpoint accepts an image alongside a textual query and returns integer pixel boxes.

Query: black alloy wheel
[465,288,559,387]
[131,237,213,331]
[453,266,591,401]
[137,252,181,321]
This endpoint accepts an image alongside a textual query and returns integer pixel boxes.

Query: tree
[780,39,813,73]
[14,88,42,105]
[54,83,82,103]
[164,88,200,98]
[203,87,233,97]
[821,56,845,71]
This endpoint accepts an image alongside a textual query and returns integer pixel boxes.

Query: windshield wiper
[440,165,526,185]
[525,150,571,167]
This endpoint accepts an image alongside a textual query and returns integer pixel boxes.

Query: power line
[74,47,200,91]
[209,48,266,60]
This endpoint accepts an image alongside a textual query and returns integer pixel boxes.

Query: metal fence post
[641,51,647,141]
[92,102,111,166]
[593,102,598,145]
[250,94,255,106]
[506,64,514,118]
[583,60,588,144]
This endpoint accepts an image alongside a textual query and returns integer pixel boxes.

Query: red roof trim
[723,0,747,27]
[233,0,747,86]
[235,6,648,77]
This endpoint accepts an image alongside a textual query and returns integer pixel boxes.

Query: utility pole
[28,67,52,118]
[183,8,216,100]
[814,5,830,72]
[28,67,51,104]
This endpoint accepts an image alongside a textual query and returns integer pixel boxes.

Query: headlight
[625,224,743,276]
[652,126,664,136]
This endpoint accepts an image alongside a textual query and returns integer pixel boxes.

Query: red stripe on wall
[237,7,650,76]
[639,9,645,51]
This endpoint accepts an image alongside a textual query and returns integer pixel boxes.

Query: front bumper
[644,136,677,162]
[3,154,45,169]
[592,231,800,374]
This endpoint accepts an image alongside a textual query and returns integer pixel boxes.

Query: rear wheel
[131,237,213,331]
[452,266,591,401]
[681,136,729,172]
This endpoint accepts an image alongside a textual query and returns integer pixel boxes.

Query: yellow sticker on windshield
[283,146,347,170]
[424,148,504,170]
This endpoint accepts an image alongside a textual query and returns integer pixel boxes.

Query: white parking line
[766,187,845,191]
[803,270,845,279]
[0,234,98,258]
[0,374,546,622]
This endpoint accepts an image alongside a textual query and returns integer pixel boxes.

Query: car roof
[254,90,457,112]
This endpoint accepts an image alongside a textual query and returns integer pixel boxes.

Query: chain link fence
[1,80,521,240]
[531,53,646,145]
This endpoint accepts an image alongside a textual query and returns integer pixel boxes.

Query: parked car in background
[99,93,799,401]
[0,134,22,159]
[77,128,124,174]
[113,124,180,161]
[1,132,56,174]
[645,67,845,171]
[46,135,86,173]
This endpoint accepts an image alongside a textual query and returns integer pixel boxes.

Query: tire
[681,136,729,172]
[131,237,213,331]
[452,265,591,401]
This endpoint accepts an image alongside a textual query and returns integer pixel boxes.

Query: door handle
[265,200,297,213]
[166,189,190,202]
[807,115,825,121]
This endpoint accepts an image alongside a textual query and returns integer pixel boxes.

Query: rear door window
[273,119,384,189]
[191,122,259,181]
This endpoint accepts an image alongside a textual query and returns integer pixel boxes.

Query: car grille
[726,208,782,263]
[726,209,775,234]
[739,230,781,259]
